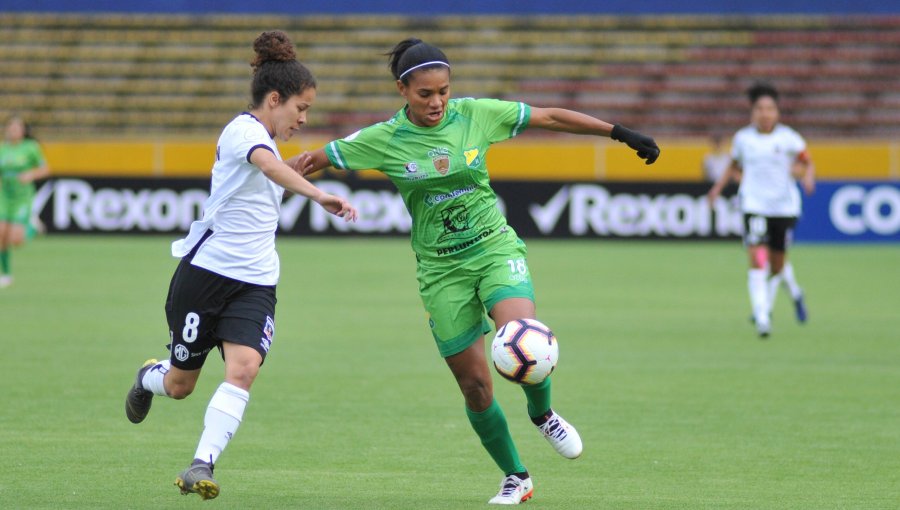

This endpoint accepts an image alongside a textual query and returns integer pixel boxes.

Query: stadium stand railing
[1,13,898,139]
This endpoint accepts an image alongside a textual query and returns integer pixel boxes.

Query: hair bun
[251,30,297,72]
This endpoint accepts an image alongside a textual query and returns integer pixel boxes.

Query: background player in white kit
[708,82,815,338]
[124,30,356,499]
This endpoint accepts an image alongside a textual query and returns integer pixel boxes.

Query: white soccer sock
[780,262,803,299]
[194,382,250,465]
[767,272,783,314]
[748,268,770,326]
[141,360,171,397]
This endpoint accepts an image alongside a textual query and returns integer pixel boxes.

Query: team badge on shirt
[428,147,451,175]
[464,147,482,168]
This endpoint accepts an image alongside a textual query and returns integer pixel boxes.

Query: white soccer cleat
[537,410,583,459]
[0,275,13,288]
[488,474,534,505]
[755,316,771,338]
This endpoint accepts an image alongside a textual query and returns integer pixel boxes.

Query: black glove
[611,124,660,165]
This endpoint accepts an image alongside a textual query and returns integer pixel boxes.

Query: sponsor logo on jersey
[428,147,451,175]
[403,161,427,180]
[464,147,482,168]
[437,204,474,244]
[423,185,476,207]
[436,228,494,256]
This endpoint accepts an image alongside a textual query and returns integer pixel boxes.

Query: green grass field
[0,236,897,509]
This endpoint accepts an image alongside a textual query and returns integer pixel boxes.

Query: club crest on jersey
[464,147,482,168]
[428,147,451,175]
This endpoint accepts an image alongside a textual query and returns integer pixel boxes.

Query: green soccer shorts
[416,236,535,358]
[0,183,34,225]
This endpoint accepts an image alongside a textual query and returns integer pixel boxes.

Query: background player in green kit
[0,115,50,288]
[294,38,660,505]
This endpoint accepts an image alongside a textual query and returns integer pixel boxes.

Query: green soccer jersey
[326,98,530,259]
[0,139,44,196]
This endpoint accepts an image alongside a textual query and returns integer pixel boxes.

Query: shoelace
[498,477,521,497]
[540,417,568,441]
[191,456,215,474]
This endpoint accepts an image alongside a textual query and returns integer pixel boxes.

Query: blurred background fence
[2,2,898,241]
[2,5,900,180]
[3,12,899,141]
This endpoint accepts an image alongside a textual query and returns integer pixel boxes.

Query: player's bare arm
[17,162,50,184]
[287,149,331,177]
[253,148,357,221]
[707,160,742,206]
[528,107,614,135]
[530,107,660,164]
[792,152,816,195]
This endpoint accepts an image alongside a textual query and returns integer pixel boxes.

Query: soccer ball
[491,319,558,385]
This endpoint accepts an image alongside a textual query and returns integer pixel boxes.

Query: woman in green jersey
[0,115,50,288]
[295,38,660,505]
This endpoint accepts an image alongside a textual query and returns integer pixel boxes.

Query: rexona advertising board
[32,178,899,242]
[794,182,900,242]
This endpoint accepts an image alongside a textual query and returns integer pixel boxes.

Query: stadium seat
[1,12,898,138]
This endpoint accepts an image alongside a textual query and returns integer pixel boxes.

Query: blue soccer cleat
[794,293,808,323]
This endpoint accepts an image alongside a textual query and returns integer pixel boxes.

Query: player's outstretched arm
[792,153,816,195]
[707,161,741,206]
[286,148,332,177]
[252,148,357,221]
[529,107,660,164]
[18,161,50,184]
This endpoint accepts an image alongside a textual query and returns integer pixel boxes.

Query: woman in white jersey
[123,30,357,500]
[708,82,815,337]
[293,38,660,505]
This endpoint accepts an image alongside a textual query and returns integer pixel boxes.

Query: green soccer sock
[0,250,9,275]
[522,376,552,419]
[466,399,526,475]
